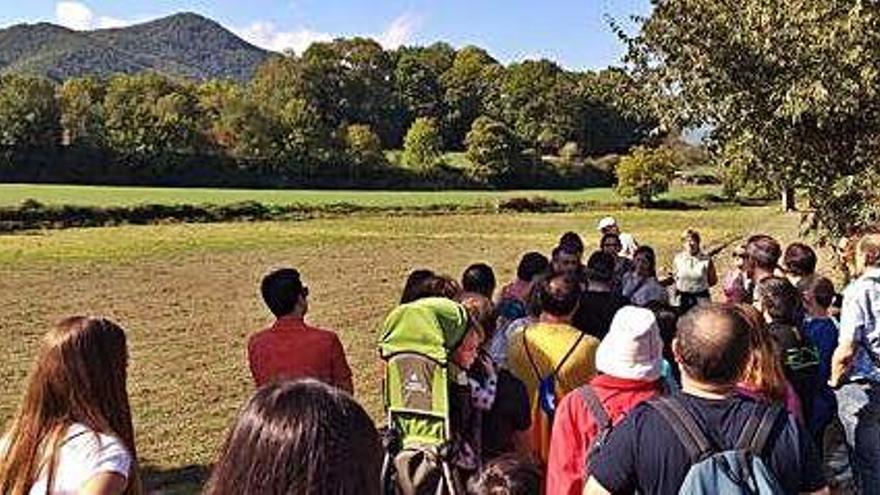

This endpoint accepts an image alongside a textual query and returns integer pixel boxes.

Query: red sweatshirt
[546,374,662,495]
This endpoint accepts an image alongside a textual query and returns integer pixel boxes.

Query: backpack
[578,386,612,473]
[379,298,472,495]
[524,326,586,421]
[522,326,586,462]
[649,396,787,495]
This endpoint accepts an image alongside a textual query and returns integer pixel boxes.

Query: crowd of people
[2,215,880,495]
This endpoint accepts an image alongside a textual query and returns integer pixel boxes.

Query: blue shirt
[803,316,839,433]
[839,268,880,382]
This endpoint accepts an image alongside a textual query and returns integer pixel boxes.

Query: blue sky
[0,1,653,70]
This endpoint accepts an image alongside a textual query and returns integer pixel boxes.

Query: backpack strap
[748,404,784,454]
[580,385,612,473]
[554,331,587,384]
[579,385,611,430]
[648,396,713,462]
[524,325,586,385]
[523,325,543,383]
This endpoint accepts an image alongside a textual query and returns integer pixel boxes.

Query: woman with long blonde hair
[734,304,803,420]
[0,316,141,495]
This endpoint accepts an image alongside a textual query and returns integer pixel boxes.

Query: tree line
[0,39,657,189]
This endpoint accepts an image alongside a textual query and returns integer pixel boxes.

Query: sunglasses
[301,286,309,298]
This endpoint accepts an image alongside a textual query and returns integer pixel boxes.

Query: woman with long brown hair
[733,304,803,420]
[203,379,382,495]
[0,316,141,495]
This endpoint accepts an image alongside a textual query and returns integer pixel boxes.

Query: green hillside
[0,12,270,82]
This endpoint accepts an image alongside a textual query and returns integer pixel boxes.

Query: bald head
[675,304,751,385]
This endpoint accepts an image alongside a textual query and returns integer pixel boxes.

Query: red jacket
[247,316,353,393]
[546,374,662,495]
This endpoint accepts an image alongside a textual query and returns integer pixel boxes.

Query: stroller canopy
[379,297,469,364]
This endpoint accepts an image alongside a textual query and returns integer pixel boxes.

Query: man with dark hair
[831,233,880,494]
[584,303,828,495]
[508,273,600,464]
[784,242,818,288]
[499,252,550,306]
[572,251,629,339]
[559,231,585,258]
[247,268,353,392]
[744,234,783,303]
[462,263,497,299]
[552,244,582,277]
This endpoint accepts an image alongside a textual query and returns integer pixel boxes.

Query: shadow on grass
[644,199,707,211]
[143,464,210,495]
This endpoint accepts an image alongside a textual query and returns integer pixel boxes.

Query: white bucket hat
[595,306,663,381]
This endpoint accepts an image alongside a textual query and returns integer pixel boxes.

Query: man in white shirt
[830,234,880,495]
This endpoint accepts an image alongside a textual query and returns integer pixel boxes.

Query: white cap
[595,306,663,381]
[597,216,617,231]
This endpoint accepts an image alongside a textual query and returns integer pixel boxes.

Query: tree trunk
[781,187,796,212]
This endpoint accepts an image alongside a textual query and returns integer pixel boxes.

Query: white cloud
[234,22,333,54]
[375,13,423,49]
[55,1,134,30]
[56,1,93,30]
[236,12,424,54]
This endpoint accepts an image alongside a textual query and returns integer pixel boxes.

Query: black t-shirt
[769,322,821,423]
[481,369,531,460]
[572,290,629,340]
[590,393,826,495]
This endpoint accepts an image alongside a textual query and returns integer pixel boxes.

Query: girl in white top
[673,229,718,312]
[0,317,139,495]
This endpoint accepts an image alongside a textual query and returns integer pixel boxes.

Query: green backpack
[379,297,470,495]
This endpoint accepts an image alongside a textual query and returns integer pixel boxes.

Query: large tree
[393,43,454,127]
[301,38,405,147]
[103,73,203,158]
[575,69,657,156]
[487,59,580,151]
[0,74,61,150]
[628,0,880,236]
[59,76,106,147]
[440,46,501,149]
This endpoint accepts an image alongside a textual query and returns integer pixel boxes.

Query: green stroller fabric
[380,297,470,364]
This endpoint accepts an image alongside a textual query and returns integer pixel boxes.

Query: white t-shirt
[673,251,713,293]
[4,423,132,495]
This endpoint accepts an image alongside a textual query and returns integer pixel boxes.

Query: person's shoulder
[64,424,132,472]
[308,324,345,346]
[852,271,880,292]
[247,326,273,351]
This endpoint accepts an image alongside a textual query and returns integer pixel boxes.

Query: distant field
[0,183,721,208]
[0,203,804,494]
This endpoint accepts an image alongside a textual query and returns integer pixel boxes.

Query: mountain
[0,12,272,82]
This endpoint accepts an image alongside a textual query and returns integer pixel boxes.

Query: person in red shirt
[247,268,353,393]
[546,306,666,495]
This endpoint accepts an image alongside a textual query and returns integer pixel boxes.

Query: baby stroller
[379,297,471,495]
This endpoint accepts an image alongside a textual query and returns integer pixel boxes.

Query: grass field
[0,183,721,208]
[0,201,805,494]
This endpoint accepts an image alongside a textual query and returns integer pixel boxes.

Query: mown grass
[0,205,803,494]
[0,183,720,208]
